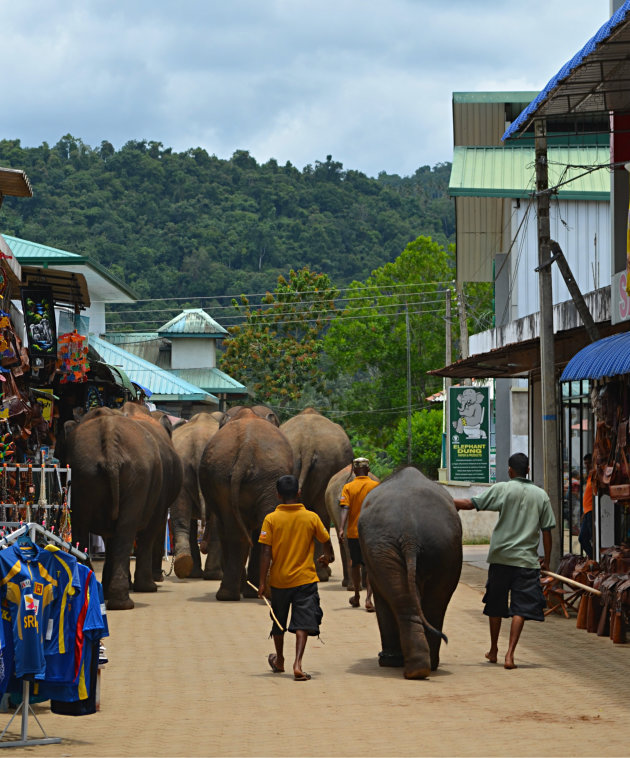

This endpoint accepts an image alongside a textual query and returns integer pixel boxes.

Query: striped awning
[560,331,630,381]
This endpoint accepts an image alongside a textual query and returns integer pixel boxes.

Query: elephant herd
[62,403,463,679]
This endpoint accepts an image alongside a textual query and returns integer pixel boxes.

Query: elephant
[221,404,280,427]
[64,406,165,610]
[280,408,353,580]
[170,411,223,580]
[121,402,184,582]
[198,407,294,600]
[325,464,379,589]
[358,466,462,679]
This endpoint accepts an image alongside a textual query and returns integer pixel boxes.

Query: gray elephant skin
[121,403,184,582]
[199,407,294,600]
[325,464,378,588]
[358,467,462,679]
[64,407,165,610]
[170,411,224,580]
[280,408,353,579]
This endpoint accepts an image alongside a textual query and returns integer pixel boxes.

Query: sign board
[448,385,490,483]
[611,271,630,325]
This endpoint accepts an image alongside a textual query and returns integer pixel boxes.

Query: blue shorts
[270,582,323,636]
[483,563,546,622]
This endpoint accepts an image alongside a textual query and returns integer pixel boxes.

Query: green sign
[449,386,490,483]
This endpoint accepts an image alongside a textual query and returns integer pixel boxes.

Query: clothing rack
[0,521,87,748]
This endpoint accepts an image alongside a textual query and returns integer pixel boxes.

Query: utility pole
[535,118,561,570]
[444,288,452,479]
[456,285,471,385]
[405,303,412,465]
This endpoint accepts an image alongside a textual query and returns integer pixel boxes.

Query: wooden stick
[246,580,285,631]
[542,570,602,596]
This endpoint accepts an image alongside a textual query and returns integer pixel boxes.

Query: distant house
[105,308,248,412]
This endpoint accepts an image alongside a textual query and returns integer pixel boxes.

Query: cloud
[0,0,611,177]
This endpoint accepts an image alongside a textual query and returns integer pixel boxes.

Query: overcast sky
[0,1,615,178]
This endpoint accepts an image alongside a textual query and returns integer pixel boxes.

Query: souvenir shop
[0,257,116,747]
[547,333,630,647]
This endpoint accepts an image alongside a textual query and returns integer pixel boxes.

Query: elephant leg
[313,540,332,582]
[188,520,204,579]
[367,553,431,679]
[151,514,168,582]
[171,491,195,579]
[242,536,262,597]
[422,591,451,671]
[134,527,159,593]
[337,533,352,589]
[202,514,223,580]
[372,585,404,667]
[106,533,136,611]
[216,534,248,601]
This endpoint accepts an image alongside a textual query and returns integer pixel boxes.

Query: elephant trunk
[403,542,448,644]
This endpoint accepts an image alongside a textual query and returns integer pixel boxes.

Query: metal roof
[560,330,630,381]
[157,308,228,337]
[2,234,136,303]
[453,91,539,105]
[503,2,630,140]
[170,367,247,395]
[0,167,33,199]
[449,146,610,200]
[88,334,218,404]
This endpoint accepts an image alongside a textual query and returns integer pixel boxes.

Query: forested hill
[0,136,453,309]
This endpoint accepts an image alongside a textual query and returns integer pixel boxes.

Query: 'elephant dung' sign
[449,386,490,483]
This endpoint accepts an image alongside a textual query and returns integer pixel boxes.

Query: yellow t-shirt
[340,476,379,538]
[259,503,330,588]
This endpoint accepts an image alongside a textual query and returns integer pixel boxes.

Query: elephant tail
[100,459,120,522]
[403,543,448,644]
[230,471,253,547]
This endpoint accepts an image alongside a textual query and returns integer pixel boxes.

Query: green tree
[386,408,443,479]
[220,267,338,413]
[323,236,453,446]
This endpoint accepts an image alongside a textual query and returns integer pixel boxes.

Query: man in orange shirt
[339,457,379,612]
[259,474,333,681]
[579,453,594,558]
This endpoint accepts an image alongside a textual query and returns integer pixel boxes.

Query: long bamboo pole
[542,570,601,596]
[246,580,285,630]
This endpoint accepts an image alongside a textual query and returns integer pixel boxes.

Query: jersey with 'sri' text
[0,541,58,678]
[40,563,108,701]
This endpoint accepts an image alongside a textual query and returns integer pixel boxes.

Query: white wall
[510,199,609,321]
[170,338,216,369]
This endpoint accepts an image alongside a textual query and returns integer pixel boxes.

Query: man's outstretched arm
[453,498,475,510]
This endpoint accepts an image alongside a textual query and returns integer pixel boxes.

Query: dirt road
[3,541,629,757]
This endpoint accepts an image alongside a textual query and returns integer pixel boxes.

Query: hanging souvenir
[21,287,57,358]
[56,330,89,384]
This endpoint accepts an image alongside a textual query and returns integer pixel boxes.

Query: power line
[105,304,448,329]
[95,278,454,306]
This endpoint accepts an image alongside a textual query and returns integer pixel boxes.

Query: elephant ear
[158,414,173,438]
[64,419,78,437]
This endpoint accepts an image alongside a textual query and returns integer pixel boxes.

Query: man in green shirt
[453,452,555,670]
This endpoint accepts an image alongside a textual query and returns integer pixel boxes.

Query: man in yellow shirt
[258,474,333,681]
[339,457,379,611]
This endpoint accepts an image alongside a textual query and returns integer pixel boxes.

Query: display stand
[0,521,87,748]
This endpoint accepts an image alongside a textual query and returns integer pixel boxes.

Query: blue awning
[560,331,630,382]
[503,2,630,141]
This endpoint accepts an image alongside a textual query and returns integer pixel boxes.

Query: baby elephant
[358,467,462,679]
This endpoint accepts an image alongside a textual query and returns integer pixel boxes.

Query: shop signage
[448,385,490,483]
[611,271,630,325]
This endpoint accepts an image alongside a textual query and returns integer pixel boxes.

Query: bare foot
[504,655,517,670]
[293,669,311,681]
[485,651,497,663]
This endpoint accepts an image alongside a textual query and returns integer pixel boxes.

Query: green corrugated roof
[2,234,137,300]
[449,146,610,200]
[89,335,218,404]
[170,367,247,395]
[157,308,228,337]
